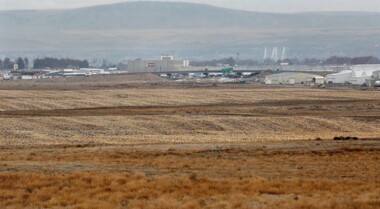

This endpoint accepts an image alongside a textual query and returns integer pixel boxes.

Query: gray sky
[1,0,380,13]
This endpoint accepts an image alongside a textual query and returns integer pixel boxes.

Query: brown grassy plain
[0,74,379,208]
[0,74,379,145]
[0,141,379,209]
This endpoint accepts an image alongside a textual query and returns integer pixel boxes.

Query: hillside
[1,1,380,60]
[2,2,380,30]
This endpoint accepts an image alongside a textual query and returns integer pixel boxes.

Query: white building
[326,70,352,84]
[21,75,33,80]
[265,72,322,85]
[78,68,106,75]
[128,56,190,73]
[365,70,380,87]
[64,68,109,76]
[326,64,380,85]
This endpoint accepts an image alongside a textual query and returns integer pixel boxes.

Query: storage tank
[375,80,380,87]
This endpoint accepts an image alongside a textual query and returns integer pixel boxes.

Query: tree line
[0,57,89,70]
[33,58,89,69]
[190,57,239,67]
[0,57,29,70]
[1,55,379,70]
[283,56,380,65]
[190,56,380,66]
[194,57,266,67]
[324,56,380,65]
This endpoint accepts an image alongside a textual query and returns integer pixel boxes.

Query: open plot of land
[0,78,379,145]
[0,140,379,209]
[0,75,379,208]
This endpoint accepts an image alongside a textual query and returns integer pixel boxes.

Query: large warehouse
[128,56,190,73]
[326,64,380,85]
[265,72,323,85]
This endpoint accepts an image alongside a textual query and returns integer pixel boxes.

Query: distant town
[0,55,380,87]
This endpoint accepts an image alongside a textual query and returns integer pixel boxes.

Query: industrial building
[366,70,380,87]
[44,68,118,78]
[326,64,380,85]
[127,56,190,73]
[265,72,323,85]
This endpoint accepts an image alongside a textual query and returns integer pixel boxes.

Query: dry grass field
[0,74,379,208]
[0,141,379,209]
[0,74,379,146]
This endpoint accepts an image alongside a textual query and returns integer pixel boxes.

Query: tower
[271,47,278,62]
[264,47,268,61]
[281,47,286,61]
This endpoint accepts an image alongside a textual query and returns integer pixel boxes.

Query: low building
[374,70,380,79]
[325,70,352,84]
[312,76,325,85]
[21,75,33,80]
[78,68,106,75]
[326,64,380,85]
[128,56,190,73]
[60,68,109,77]
[265,72,322,85]
[365,70,380,87]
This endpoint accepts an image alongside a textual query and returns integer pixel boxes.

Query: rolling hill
[1,1,380,61]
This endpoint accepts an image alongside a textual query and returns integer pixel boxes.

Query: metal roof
[267,72,320,78]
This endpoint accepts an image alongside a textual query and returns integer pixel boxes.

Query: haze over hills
[1,1,380,62]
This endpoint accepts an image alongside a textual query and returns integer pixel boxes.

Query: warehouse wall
[128,59,187,73]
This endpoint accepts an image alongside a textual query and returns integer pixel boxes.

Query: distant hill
[1,1,380,61]
[2,2,380,30]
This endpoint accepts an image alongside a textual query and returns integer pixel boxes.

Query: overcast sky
[1,0,380,13]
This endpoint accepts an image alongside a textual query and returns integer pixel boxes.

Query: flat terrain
[0,140,379,209]
[0,75,379,145]
[0,74,379,208]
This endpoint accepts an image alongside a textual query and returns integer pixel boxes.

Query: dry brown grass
[0,140,379,209]
[0,85,379,145]
[0,172,378,209]
[0,78,379,208]
[0,85,379,111]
